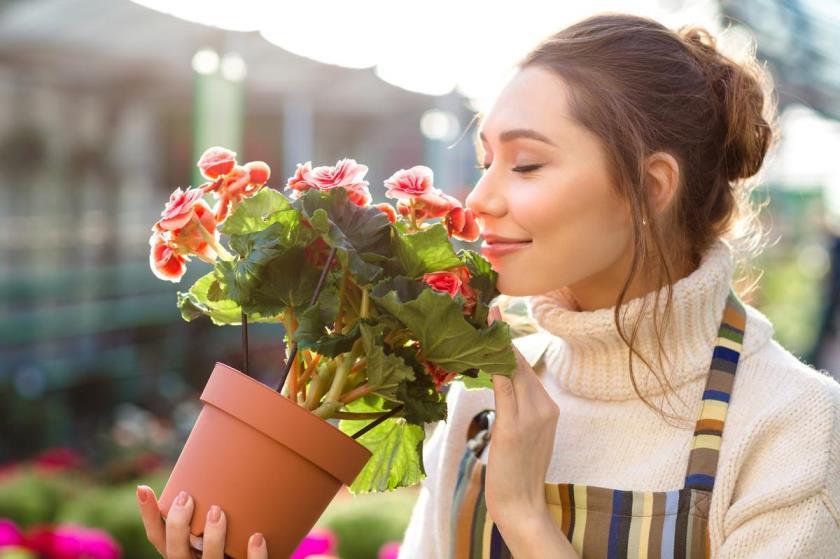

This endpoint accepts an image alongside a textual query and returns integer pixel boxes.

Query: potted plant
[148,147,516,557]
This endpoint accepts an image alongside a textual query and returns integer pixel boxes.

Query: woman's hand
[485,306,575,558]
[136,485,267,558]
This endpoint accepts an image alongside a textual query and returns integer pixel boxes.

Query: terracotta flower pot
[158,362,372,558]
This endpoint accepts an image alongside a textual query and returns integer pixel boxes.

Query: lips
[479,236,532,259]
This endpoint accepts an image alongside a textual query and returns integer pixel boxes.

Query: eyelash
[475,163,543,174]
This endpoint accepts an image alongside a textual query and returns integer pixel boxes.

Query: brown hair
[492,14,778,426]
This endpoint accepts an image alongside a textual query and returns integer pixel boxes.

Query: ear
[644,152,680,216]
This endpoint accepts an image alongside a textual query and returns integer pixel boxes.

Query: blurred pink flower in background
[0,519,24,548]
[378,540,401,559]
[290,527,337,559]
[22,524,121,559]
[31,447,85,474]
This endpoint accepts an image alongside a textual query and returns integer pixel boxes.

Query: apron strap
[684,288,747,491]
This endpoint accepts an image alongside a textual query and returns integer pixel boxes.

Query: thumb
[487,305,502,326]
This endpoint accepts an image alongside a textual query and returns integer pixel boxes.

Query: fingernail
[208,505,221,523]
[251,533,264,547]
[176,490,189,506]
[136,486,147,504]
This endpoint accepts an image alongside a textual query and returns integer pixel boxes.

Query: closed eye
[475,163,544,173]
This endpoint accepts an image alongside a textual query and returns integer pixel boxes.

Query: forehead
[478,66,576,144]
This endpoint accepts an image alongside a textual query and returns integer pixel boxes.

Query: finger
[202,505,227,559]
[248,533,268,559]
[492,372,517,420]
[166,490,196,559]
[136,485,166,556]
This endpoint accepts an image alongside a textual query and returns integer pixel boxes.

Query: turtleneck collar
[526,238,773,401]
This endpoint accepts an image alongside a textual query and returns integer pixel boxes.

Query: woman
[397,13,840,559]
[136,13,840,558]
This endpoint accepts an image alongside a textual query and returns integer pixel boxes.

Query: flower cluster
[383,165,479,241]
[149,147,268,282]
[151,147,515,494]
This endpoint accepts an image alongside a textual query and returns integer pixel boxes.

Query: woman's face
[465,65,635,304]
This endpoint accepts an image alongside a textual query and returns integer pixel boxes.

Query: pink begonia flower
[149,232,187,283]
[383,166,434,199]
[197,146,237,180]
[155,187,206,231]
[23,524,121,559]
[445,205,480,242]
[169,201,218,264]
[0,518,24,547]
[290,527,337,559]
[285,159,372,206]
[378,541,401,559]
[422,270,462,298]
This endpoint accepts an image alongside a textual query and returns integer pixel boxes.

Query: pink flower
[205,162,270,223]
[421,359,458,390]
[197,146,237,180]
[422,271,462,297]
[384,166,434,199]
[423,268,476,314]
[375,203,397,223]
[244,161,270,186]
[155,187,206,231]
[23,524,121,559]
[149,232,187,283]
[0,519,24,547]
[378,541,401,559]
[290,528,337,559]
[170,201,218,263]
[445,206,480,242]
[285,159,372,206]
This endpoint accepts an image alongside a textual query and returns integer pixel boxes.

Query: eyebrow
[478,128,557,147]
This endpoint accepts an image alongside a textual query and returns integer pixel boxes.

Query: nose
[465,170,506,219]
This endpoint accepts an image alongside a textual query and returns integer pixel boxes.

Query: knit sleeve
[396,416,448,559]
[717,491,840,557]
[718,363,840,557]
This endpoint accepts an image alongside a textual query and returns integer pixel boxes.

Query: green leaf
[459,249,499,306]
[295,188,392,285]
[339,399,426,494]
[358,321,415,402]
[394,224,463,278]
[393,347,448,424]
[220,188,297,236]
[458,371,495,390]
[371,287,516,375]
[176,271,280,325]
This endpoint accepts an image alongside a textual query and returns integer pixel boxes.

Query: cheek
[500,171,632,294]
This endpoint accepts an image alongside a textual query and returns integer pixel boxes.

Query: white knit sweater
[398,239,840,558]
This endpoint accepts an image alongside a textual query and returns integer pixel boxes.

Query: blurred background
[0,0,838,557]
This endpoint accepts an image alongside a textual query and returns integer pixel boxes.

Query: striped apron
[450,289,747,558]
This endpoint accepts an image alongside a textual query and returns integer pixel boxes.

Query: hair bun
[678,26,775,182]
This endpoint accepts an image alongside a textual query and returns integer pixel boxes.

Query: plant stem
[191,214,233,261]
[314,339,363,417]
[334,260,349,332]
[339,383,372,404]
[360,287,370,318]
[332,410,403,420]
